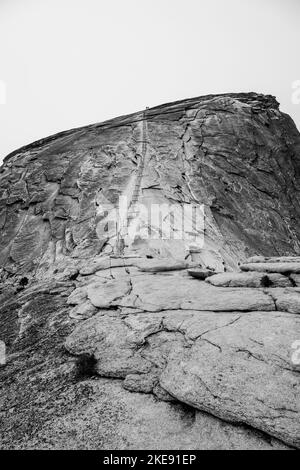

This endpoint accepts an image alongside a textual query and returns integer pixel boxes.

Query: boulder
[206,271,292,288]
[291,274,300,287]
[240,262,300,274]
[136,259,188,273]
[115,272,275,312]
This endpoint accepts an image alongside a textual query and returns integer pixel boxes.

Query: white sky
[0,0,299,163]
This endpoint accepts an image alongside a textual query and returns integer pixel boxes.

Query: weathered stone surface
[180,289,274,311]
[246,256,300,264]
[206,271,292,288]
[241,262,300,274]
[9,378,290,450]
[65,309,300,448]
[87,279,131,308]
[160,312,300,448]
[268,289,300,314]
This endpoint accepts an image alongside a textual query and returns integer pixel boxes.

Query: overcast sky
[0,0,299,163]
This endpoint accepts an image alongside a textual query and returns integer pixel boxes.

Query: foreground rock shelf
[62,254,300,448]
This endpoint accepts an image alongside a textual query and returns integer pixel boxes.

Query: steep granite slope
[1,92,300,280]
[0,93,300,449]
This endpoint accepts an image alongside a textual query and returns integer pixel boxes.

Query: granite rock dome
[0,93,300,449]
